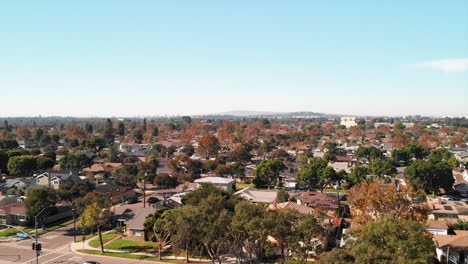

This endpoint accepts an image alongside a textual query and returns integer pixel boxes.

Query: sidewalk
[69,232,216,263]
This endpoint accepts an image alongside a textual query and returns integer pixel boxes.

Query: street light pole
[72,208,76,242]
[34,206,52,264]
[143,172,147,208]
[35,214,39,264]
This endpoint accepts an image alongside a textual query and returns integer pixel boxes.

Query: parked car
[147,197,159,204]
[125,196,138,204]
[83,261,100,264]
[441,195,454,201]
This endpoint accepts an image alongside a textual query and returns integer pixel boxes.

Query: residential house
[0,179,27,194]
[194,176,235,191]
[428,198,468,223]
[82,163,123,175]
[295,191,340,216]
[95,181,137,203]
[235,187,277,203]
[29,171,80,190]
[425,220,449,235]
[118,207,156,241]
[433,230,468,264]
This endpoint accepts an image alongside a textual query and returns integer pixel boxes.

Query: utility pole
[72,207,76,242]
[143,173,147,208]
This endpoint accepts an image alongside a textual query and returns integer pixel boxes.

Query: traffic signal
[32,243,42,251]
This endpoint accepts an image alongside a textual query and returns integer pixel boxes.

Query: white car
[441,195,454,201]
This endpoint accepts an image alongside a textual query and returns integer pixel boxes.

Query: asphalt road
[0,208,162,264]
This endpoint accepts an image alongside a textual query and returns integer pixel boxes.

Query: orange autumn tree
[347,181,429,225]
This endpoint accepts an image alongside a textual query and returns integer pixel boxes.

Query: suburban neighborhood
[1,115,467,263]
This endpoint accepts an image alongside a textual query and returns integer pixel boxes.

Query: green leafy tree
[253,159,287,189]
[346,165,369,188]
[154,173,178,188]
[25,188,58,230]
[368,159,396,177]
[7,155,37,177]
[290,215,325,264]
[338,219,434,264]
[59,153,92,173]
[297,158,336,191]
[405,160,454,194]
[355,146,382,161]
[276,189,290,203]
[0,138,18,149]
[231,202,269,263]
[152,209,177,260]
[36,156,55,171]
[79,202,112,253]
[0,149,9,174]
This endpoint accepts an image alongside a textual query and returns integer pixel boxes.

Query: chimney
[438,199,442,205]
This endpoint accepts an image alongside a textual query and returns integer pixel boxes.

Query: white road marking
[40,252,73,264]
[21,244,70,264]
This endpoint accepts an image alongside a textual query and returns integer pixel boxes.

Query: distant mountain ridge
[204,110,332,118]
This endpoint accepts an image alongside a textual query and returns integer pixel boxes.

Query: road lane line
[20,244,70,264]
[40,252,73,264]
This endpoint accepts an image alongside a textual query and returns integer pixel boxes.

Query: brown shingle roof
[425,220,448,230]
[269,202,314,215]
[433,230,468,249]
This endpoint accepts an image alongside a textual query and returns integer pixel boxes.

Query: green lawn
[89,231,120,248]
[0,219,74,237]
[78,249,190,263]
[0,227,33,237]
[105,238,158,253]
[286,260,315,264]
[76,233,96,242]
[236,183,254,189]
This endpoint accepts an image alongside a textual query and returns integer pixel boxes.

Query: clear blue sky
[1,1,467,117]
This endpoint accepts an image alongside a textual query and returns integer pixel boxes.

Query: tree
[297,158,336,192]
[276,189,290,203]
[195,195,233,264]
[231,201,269,263]
[36,156,55,171]
[368,159,396,177]
[228,144,252,162]
[76,192,111,214]
[59,153,92,173]
[316,248,354,264]
[343,219,434,264]
[263,210,298,263]
[154,173,178,188]
[346,165,369,188]
[79,202,112,253]
[0,138,18,149]
[0,149,9,174]
[7,155,37,177]
[103,118,114,144]
[347,181,429,225]
[253,159,287,189]
[152,209,177,260]
[454,220,468,230]
[355,146,381,161]
[198,134,221,159]
[405,160,454,194]
[25,188,58,230]
[290,215,325,264]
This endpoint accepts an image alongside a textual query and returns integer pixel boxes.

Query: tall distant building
[340,117,357,128]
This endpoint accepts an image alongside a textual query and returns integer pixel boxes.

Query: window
[132,230,142,237]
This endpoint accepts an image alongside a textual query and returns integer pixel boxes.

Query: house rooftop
[433,230,468,249]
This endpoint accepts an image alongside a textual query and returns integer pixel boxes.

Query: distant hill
[201,110,333,118]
